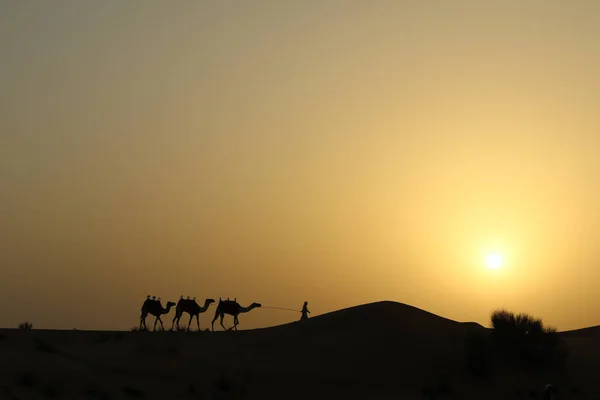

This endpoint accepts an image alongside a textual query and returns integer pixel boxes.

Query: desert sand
[0,301,598,399]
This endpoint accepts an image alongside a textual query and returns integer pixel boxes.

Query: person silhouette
[300,301,310,321]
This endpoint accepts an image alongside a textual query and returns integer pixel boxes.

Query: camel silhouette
[211,297,261,331]
[139,296,176,331]
[171,296,215,331]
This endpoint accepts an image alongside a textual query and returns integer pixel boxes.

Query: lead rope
[260,306,301,313]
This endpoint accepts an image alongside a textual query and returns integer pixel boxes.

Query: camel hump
[219,299,239,311]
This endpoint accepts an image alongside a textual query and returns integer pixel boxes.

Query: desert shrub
[18,321,33,330]
[489,309,568,369]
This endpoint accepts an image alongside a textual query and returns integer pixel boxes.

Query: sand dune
[0,301,599,399]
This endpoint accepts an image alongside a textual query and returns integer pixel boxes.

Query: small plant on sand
[18,321,33,330]
[489,309,568,369]
[464,309,568,378]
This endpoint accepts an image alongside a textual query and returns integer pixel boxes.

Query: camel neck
[239,305,255,313]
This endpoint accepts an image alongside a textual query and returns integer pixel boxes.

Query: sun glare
[486,253,503,269]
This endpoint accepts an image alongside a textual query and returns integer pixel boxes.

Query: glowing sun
[486,253,503,269]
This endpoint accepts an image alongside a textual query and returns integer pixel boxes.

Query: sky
[1,0,600,331]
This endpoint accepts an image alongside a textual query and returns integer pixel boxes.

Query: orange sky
[1,1,600,331]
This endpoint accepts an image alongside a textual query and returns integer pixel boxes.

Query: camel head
[251,302,262,308]
[165,301,176,308]
[198,298,215,309]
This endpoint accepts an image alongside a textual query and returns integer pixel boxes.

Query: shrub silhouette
[489,309,568,369]
[18,321,33,330]
[464,309,568,378]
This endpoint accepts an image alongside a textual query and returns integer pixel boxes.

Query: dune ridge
[0,301,598,399]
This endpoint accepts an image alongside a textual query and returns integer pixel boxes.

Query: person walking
[300,301,310,321]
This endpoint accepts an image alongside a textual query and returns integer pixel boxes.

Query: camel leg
[220,314,227,331]
[171,313,179,331]
[187,314,193,331]
[211,311,220,331]
[195,314,200,331]
[157,316,164,331]
[140,311,148,330]
[233,315,239,331]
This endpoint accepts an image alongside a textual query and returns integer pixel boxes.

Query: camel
[211,297,261,331]
[139,296,176,331]
[171,296,215,331]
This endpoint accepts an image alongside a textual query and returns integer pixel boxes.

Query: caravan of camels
[139,295,262,332]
